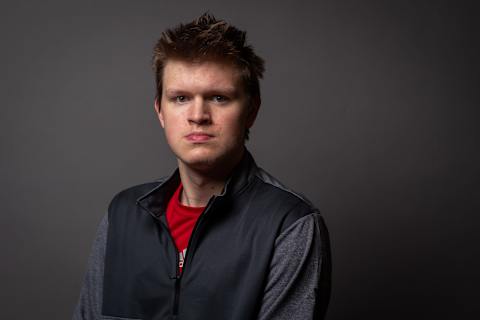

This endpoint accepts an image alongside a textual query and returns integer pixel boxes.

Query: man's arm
[257,213,331,320]
[72,214,108,320]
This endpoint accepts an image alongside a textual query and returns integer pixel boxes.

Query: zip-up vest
[103,151,314,319]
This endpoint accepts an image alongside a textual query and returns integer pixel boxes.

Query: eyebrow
[164,89,188,96]
[165,88,239,97]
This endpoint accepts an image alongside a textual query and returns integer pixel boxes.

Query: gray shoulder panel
[72,213,108,320]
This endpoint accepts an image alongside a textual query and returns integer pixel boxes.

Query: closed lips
[186,133,214,141]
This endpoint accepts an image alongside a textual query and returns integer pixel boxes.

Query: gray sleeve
[257,213,331,320]
[72,213,108,320]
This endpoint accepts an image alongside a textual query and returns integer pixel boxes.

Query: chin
[173,143,244,172]
[178,148,221,169]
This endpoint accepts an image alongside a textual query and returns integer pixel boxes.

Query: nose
[188,97,211,125]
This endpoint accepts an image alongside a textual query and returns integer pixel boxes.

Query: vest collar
[136,148,258,218]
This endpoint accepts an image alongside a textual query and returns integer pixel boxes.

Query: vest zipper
[157,219,182,316]
[171,195,217,316]
[137,201,182,315]
[172,277,181,316]
[138,193,218,317]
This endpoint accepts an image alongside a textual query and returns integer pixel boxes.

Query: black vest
[103,152,316,319]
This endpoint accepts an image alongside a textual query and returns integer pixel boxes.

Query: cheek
[220,112,248,137]
[163,115,183,139]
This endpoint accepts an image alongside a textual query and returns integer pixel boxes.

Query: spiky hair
[152,12,265,104]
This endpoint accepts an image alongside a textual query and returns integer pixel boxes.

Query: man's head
[152,12,265,141]
[152,13,265,172]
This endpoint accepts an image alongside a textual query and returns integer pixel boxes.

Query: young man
[73,13,331,320]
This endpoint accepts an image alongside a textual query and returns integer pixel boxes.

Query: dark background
[1,0,478,319]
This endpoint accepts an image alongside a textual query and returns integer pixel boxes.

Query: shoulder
[251,167,322,233]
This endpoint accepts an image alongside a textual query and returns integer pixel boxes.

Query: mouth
[185,132,214,142]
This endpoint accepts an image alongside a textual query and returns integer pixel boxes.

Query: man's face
[155,59,258,171]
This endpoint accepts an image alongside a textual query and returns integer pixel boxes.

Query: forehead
[162,59,243,92]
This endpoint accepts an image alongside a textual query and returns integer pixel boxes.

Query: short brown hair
[152,13,265,139]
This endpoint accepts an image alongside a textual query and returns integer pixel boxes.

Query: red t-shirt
[166,183,205,273]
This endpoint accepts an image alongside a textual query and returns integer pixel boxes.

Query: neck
[178,148,245,207]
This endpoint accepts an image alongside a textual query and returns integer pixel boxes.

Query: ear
[246,96,261,128]
[154,97,165,128]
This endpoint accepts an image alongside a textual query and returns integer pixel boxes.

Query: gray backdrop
[1,0,478,319]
